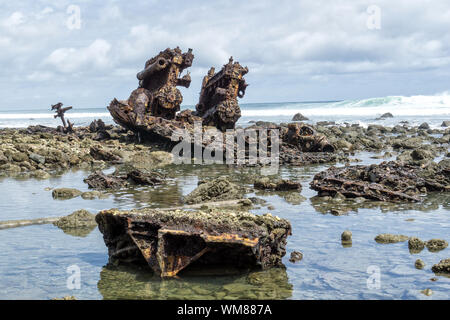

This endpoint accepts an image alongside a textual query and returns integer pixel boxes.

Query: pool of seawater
[0,152,449,300]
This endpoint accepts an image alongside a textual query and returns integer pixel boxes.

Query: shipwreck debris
[96,208,291,277]
[51,102,74,133]
[108,47,194,133]
[195,57,248,131]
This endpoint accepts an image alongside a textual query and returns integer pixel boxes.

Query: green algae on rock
[374,234,409,244]
[52,188,82,200]
[432,258,450,275]
[96,207,291,277]
[183,176,245,204]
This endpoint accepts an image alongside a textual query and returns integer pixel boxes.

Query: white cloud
[45,39,112,73]
[2,11,25,27]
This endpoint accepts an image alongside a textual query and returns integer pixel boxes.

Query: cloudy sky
[1,0,450,110]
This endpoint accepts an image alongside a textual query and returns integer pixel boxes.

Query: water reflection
[97,264,293,300]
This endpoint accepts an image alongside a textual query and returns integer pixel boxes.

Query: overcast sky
[1,0,450,110]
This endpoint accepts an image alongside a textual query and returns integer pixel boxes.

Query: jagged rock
[52,188,82,200]
[84,171,127,190]
[432,258,450,274]
[29,153,46,164]
[90,146,122,163]
[84,169,164,190]
[310,160,450,203]
[254,177,302,191]
[418,122,430,130]
[184,176,245,204]
[374,234,409,243]
[426,239,448,252]
[292,113,309,121]
[96,208,291,277]
[441,121,450,127]
[289,251,303,263]
[375,112,393,120]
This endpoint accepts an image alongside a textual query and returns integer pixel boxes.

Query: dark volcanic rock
[254,177,302,191]
[96,208,291,277]
[375,112,393,120]
[289,251,303,263]
[432,259,450,274]
[292,113,309,121]
[310,160,450,202]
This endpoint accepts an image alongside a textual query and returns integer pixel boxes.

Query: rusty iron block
[96,208,291,277]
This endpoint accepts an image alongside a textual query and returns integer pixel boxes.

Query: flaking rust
[96,208,291,277]
[108,47,194,132]
[195,57,248,131]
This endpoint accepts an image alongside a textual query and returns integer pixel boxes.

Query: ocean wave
[241,94,450,117]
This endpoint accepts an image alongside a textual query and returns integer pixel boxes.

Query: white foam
[0,112,111,119]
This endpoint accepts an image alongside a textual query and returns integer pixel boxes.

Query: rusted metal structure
[108,47,194,131]
[195,57,248,131]
[96,208,291,277]
[51,102,74,133]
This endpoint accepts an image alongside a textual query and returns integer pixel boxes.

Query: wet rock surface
[310,160,450,202]
[53,209,97,237]
[432,258,450,274]
[52,188,82,200]
[96,208,291,277]
[254,177,302,191]
[425,239,448,252]
[184,176,245,204]
[289,251,303,263]
[84,169,165,190]
[374,234,409,244]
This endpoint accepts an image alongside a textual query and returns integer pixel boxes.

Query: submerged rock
[84,169,164,190]
[415,259,425,270]
[408,237,425,253]
[289,251,303,263]
[53,209,96,229]
[184,176,245,204]
[374,234,409,244]
[96,208,291,277]
[432,258,450,274]
[426,239,448,252]
[52,188,82,200]
[53,209,97,237]
[341,230,352,243]
[254,177,302,191]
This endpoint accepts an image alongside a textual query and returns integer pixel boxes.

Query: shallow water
[0,152,449,300]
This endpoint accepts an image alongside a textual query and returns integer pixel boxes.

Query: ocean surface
[0,94,449,129]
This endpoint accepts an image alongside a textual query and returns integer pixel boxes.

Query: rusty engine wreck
[107,46,335,165]
[195,57,248,131]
